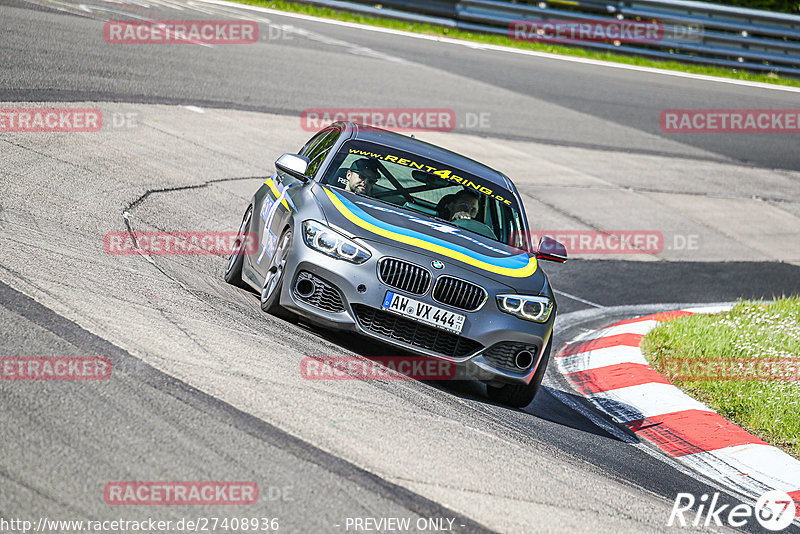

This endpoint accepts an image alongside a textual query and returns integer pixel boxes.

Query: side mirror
[275,153,310,182]
[535,235,567,263]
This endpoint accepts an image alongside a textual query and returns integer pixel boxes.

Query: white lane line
[184,0,409,64]
[23,0,215,47]
[554,289,604,308]
[192,0,800,94]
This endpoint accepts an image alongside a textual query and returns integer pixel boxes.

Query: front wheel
[224,206,252,289]
[260,228,295,320]
[487,337,553,408]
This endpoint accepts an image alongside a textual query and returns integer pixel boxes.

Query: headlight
[496,294,553,323]
[302,220,371,264]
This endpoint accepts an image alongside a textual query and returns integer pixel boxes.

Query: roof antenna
[410,134,416,139]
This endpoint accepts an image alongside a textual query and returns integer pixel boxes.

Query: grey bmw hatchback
[225,122,567,407]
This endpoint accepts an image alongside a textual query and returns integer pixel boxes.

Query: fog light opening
[295,278,316,298]
[514,350,534,370]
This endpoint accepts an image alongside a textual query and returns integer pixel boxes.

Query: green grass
[240,0,800,88]
[642,297,800,459]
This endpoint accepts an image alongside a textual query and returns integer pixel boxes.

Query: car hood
[313,185,546,290]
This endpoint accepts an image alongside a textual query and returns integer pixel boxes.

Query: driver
[345,158,380,195]
[447,190,479,221]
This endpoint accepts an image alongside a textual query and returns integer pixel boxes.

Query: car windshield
[321,140,529,251]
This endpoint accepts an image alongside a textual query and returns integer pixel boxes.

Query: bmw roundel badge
[431,260,444,270]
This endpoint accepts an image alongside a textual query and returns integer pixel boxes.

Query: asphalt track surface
[1,1,800,533]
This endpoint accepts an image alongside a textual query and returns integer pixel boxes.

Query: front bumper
[278,232,554,386]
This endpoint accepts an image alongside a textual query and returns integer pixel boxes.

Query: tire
[487,337,553,408]
[260,228,295,320]
[224,206,253,289]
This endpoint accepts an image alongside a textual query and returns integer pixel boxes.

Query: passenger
[345,158,380,195]
[436,194,456,220]
[447,190,480,221]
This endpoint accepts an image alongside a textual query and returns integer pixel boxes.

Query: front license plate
[381,291,465,334]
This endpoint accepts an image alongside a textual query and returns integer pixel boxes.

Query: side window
[489,199,503,243]
[305,130,340,178]
[298,130,329,157]
[511,210,528,251]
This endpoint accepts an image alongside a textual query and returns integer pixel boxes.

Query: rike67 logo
[669,490,797,531]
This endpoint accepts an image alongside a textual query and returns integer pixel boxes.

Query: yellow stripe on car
[323,188,537,278]
[265,178,291,210]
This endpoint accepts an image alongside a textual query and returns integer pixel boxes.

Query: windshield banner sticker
[348,148,514,207]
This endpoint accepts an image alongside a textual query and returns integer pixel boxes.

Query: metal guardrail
[295,0,800,77]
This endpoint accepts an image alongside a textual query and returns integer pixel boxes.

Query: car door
[250,128,342,279]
